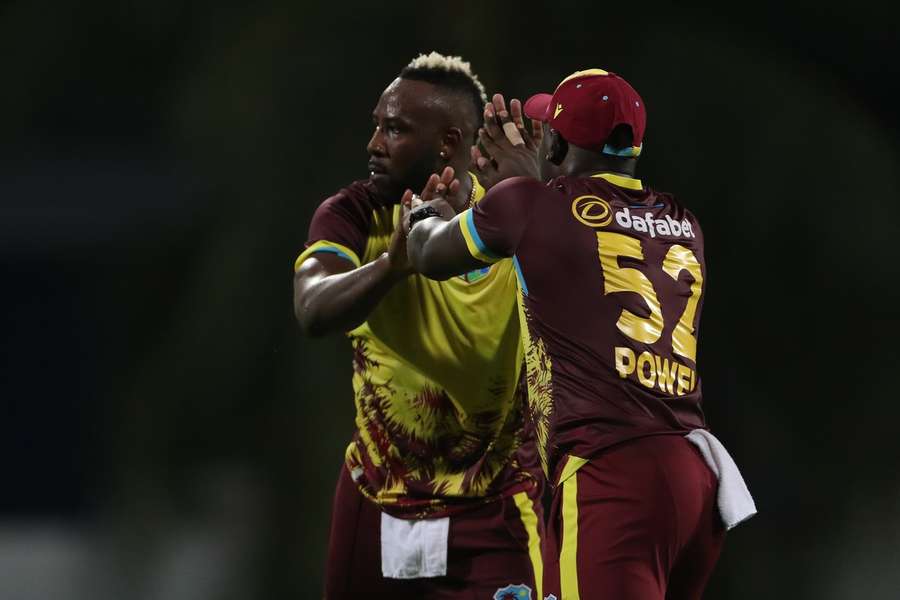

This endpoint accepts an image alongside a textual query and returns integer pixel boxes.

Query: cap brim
[523,93,552,121]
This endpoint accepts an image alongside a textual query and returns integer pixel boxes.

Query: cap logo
[571,195,612,228]
[554,103,564,119]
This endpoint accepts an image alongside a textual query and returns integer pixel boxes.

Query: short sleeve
[294,184,374,272]
[458,176,542,262]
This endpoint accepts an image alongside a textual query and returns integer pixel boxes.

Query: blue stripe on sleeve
[464,210,500,259]
[314,247,355,264]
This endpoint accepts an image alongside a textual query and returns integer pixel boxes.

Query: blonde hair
[404,51,487,105]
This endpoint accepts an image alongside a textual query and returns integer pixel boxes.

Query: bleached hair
[400,51,488,135]
[404,52,487,104]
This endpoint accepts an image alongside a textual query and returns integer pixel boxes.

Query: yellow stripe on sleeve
[513,491,543,600]
[560,471,581,600]
[294,240,361,272]
[457,209,502,264]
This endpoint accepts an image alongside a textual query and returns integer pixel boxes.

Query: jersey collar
[468,171,486,204]
[591,172,643,191]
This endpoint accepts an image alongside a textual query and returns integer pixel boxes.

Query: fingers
[489,94,525,147]
[509,99,535,149]
[419,173,440,202]
[502,121,526,146]
[483,102,505,144]
[491,93,509,120]
[401,189,414,209]
[531,118,544,148]
[478,127,503,160]
[433,181,453,197]
[400,189,413,233]
[434,167,458,200]
[438,166,455,189]
[509,98,525,129]
[471,145,492,173]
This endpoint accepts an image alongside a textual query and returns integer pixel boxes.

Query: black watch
[408,206,442,231]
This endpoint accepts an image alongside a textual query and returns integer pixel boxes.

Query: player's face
[367,78,446,200]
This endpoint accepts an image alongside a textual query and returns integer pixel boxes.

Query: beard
[371,156,441,204]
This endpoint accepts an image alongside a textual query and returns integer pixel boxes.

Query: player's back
[501,173,707,481]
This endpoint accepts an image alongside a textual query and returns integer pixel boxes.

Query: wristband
[408,206,442,231]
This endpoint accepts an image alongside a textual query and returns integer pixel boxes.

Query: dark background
[1,1,898,598]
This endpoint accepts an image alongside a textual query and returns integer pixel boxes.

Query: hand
[387,189,415,276]
[407,166,459,230]
[471,94,542,190]
[392,167,457,272]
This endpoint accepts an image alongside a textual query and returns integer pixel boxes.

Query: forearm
[408,218,449,279]
[408,217,483,280]
[294,253,407,336]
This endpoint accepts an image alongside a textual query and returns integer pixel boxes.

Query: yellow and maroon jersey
[295,177,537,518]
[459,173,707,485]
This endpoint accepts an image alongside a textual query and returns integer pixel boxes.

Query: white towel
[380,512,449,579]
[685,429,757,530]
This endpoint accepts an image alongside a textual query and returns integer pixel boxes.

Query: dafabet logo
[571,195,612,227]
[571,195,696,239]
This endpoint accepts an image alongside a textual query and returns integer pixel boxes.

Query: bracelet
[408,206,442,231]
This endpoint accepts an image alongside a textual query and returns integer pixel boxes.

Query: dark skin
[293,77,478,337]
[407,93,638,279]
[470,95,543,189]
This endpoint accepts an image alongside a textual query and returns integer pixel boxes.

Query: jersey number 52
[597,231,703,363]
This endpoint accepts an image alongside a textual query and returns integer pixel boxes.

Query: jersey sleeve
[457,176,541,263]
[294,188,372,271]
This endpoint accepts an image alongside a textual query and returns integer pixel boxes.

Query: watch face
[409,206,440,230]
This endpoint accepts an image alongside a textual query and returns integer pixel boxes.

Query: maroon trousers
[543,435,725,600]
[324,464,544,600]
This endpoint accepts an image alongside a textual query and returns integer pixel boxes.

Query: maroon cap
[523,68,646,157]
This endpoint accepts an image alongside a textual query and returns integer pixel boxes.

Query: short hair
[399,51,487,134]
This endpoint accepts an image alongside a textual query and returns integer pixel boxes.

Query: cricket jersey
[458,172,708,484]
[296,177,537,518]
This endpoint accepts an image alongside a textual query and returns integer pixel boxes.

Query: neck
[449,163,473,215]
[563,148,637,180]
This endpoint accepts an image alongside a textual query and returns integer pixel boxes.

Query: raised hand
[509,97,543,152]
[407,166,460,234]
[387,189,416,275]
[471,94,542,189]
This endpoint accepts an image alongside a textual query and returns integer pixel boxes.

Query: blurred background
[1,0,898,598]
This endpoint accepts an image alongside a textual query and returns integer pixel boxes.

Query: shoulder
[481,177,551,207]
[647,188,700,223]
[645,187,705,242]
[489,176,549,196]
[318,180,384,215]
[310,179,387,232]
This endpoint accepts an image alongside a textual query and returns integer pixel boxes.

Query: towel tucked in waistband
[686,429,757,530]
[380,511,449,579]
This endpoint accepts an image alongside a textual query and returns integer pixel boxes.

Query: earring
[440,151,447,159]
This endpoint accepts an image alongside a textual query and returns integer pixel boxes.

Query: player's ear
[548,130,568,165]
[440,127,464,161]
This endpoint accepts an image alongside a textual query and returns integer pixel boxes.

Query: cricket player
[293,53,544,600]
[406,69,756,600]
